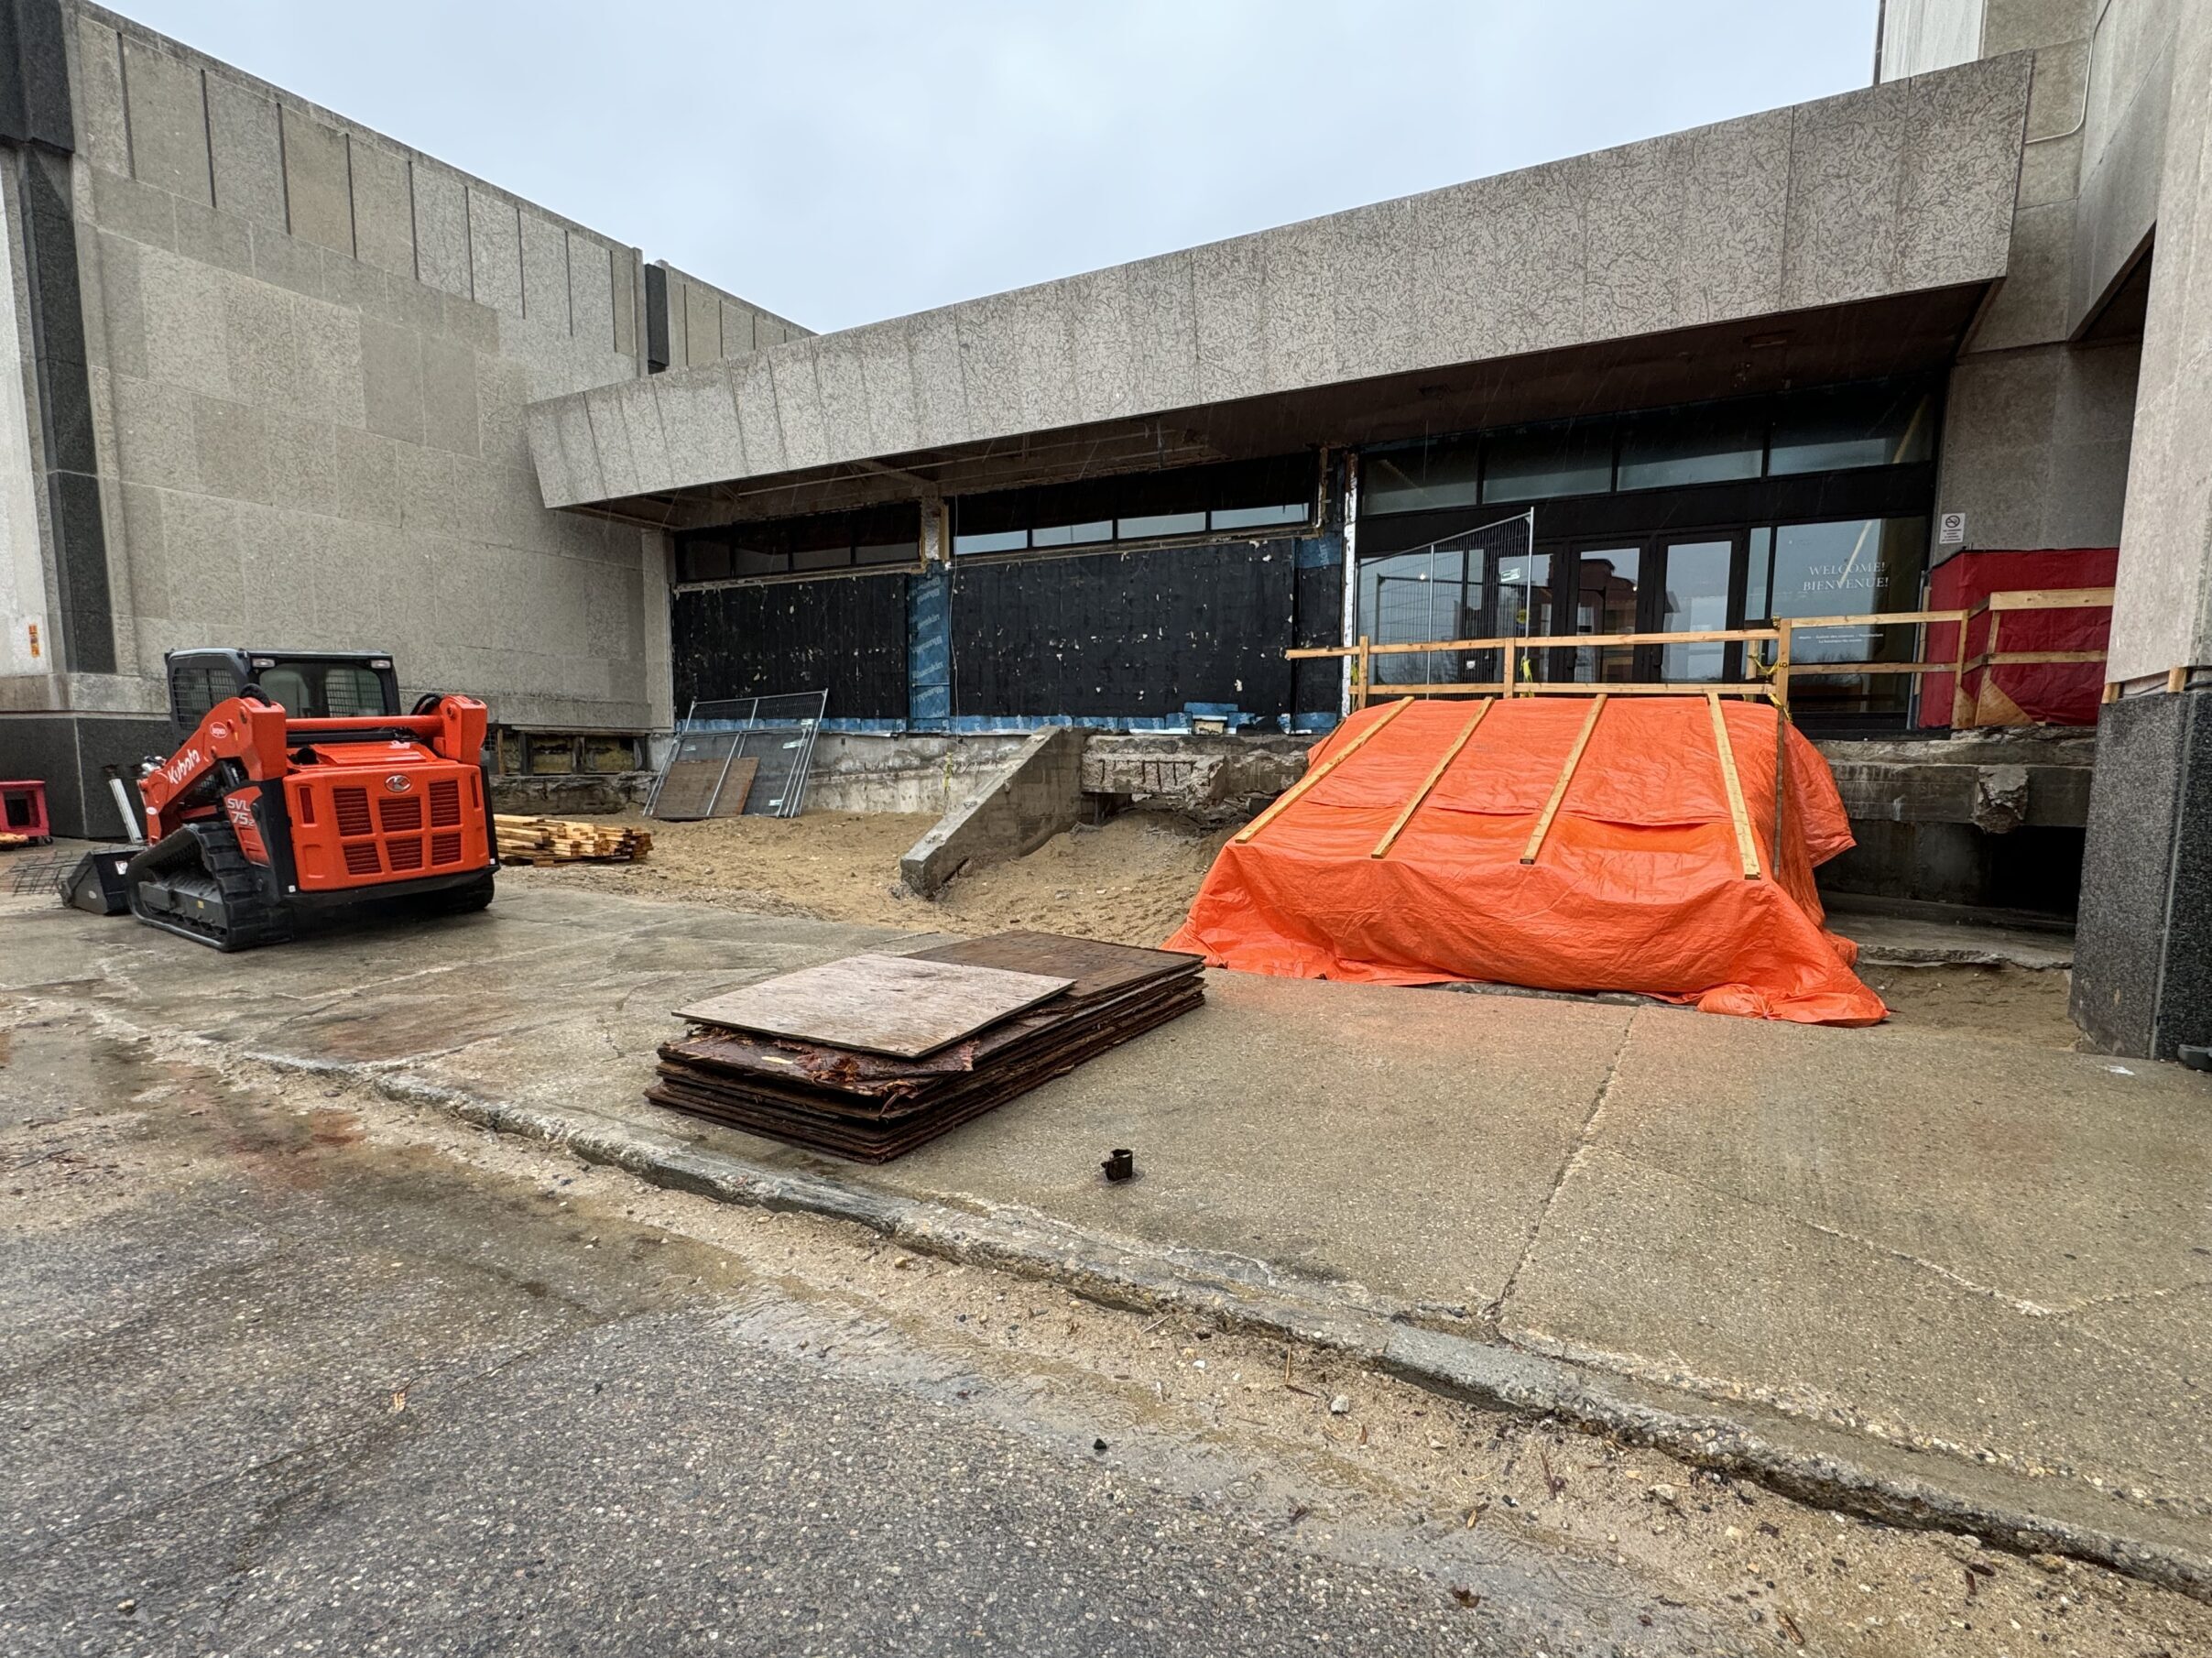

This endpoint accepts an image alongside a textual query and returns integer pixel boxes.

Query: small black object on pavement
[1102,1148,1135,1183]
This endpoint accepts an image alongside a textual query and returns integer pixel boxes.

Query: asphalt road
[0,1010,1777,1658]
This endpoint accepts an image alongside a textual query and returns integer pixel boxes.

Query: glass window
[851,505,920,566]
[1744,527,1773,622]
[948,457,1311,553]
[1482,419,1614,503]
[1657,539,1734,680]
[1117,508,1206,540]
[170,661,230,726]
[1358,542,1500,689]
[1574,549,1640,682]
[1030,518,1113,548]
[1211,501,1306,531]
[1770,382,1934,474]
[787,516,853,572]
[680,539,733,582]
[1768,516,1929,715]
[953,490,1028,555]
[259,667,311,712]
[1363,437,1481,516]
[321,666,384,716]
[1029,479,1115,549]
[1617,405,1765,491]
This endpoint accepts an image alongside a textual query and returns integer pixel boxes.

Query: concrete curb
[252,1046,2212,1605]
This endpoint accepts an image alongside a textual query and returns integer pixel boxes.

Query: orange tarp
[1165,696,1885,1026]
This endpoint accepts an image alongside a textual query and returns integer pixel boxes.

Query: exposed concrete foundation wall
[899,727,1086,897]
[1083,732,1309,824]
[491,771,653,818]
[800,732,1030,816]
[1815,728,2095,831]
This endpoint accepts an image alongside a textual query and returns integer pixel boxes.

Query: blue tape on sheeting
[1291,712,1341,732]
[1294,534,1343,569]
[907,568,953,721]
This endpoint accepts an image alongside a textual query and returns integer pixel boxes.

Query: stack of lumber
[494,813,654,864]
[648,932,1203,1162]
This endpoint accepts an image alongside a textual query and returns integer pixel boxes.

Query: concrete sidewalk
[5,881,2208,1588]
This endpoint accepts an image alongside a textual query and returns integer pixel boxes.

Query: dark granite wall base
[0,713,173,840]
[1818,821,2084,914]
[2072,685,2212,1059]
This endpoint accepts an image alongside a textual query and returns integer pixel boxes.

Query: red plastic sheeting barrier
[1919,548,2116,727]
[1166,697,1885,1026]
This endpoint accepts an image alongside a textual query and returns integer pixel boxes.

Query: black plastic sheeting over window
[671,572,909,719]
[950,539,1298,719]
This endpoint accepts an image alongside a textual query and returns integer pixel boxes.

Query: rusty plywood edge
[676,953,1074,1059]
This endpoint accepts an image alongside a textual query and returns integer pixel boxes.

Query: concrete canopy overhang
[529,55,2031,531]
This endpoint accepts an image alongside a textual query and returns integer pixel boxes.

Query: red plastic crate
[1,780,50,843]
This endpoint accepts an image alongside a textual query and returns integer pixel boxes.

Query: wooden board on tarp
[675,952,1074,1059]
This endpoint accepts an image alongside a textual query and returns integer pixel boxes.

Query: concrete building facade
[3,0,2207,1058]
[0,0,805,835]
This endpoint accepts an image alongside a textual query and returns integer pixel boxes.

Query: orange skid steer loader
[128,649,497,951]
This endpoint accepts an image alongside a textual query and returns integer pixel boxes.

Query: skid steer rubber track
[126,821,293,952]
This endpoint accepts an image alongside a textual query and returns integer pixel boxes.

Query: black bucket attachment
[63,848,138,915]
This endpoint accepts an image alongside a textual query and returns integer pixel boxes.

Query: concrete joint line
[1488,1009,1636,1327]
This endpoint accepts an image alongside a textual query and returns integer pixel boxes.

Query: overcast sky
[117,1,1878,335]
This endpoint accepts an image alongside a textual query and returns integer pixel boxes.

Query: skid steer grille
[333,788,373,837]
[296,763,484,890]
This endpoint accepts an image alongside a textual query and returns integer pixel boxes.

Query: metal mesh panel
[647,692,828,822]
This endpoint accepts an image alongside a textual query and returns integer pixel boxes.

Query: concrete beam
[899,727,1087,897]
[527,54,2032,510]
[1814,730,2096,831]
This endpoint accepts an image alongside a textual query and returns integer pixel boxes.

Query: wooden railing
[1285,588,2114,727]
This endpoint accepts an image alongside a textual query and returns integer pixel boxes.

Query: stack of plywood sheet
[648,932,1204,1162]
[495,814,654,864]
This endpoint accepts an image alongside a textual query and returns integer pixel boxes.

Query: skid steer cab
[128,649,497,951]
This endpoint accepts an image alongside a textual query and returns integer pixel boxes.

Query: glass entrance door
[1570,546,1640,682]
[1654,537,1738,682]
